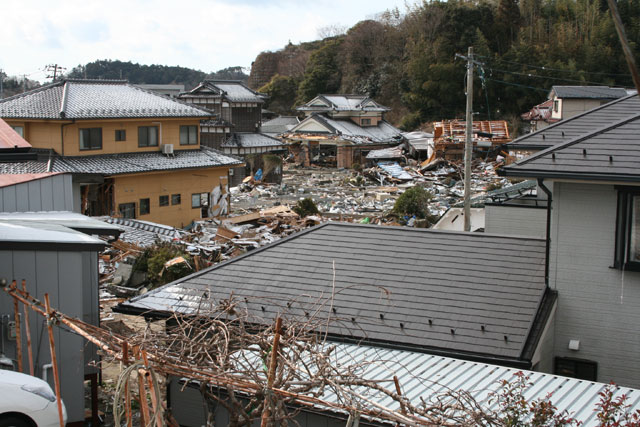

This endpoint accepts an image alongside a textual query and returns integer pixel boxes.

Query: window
[11,125,24,137]
[171,194,181,205]
[191,193,209,208]
[180,125,198,145]
[140,198,150,215]
[614,188,640,271]
[115,129,126,141]
[138,126,159,147]
[119,203,136,219]
[159,195,169,207]
[79,128,102,150]
[553,100,559,113]
[361,118,371,125]
[554,357,597,381]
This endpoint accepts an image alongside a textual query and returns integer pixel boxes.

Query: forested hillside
[251,0,640,130]
[66,60,248,90]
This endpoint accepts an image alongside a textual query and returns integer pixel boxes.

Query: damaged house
[284,95,404,168]
[0,79,243,228]
[178,80,286,185]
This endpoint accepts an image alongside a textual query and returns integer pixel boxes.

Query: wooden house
[0,79,243,228]
[285,95,404,168]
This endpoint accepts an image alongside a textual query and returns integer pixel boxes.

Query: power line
[475,54,633,77]
[485,65,631,86]
[485,77,549,92]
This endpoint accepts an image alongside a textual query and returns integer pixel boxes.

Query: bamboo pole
[134,346,151,427]
[261,317,283,427]
[141,349,163,427]
[21,280,34,376]
[11,281,23,373]
[122,341,133,427]
[44,294,65,427]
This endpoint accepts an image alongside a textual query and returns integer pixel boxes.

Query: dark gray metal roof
[221,132,285,148]
[0,79,212,120]
[508,94,640,150]
[0,147,242,176]
[118,223,548,363]
[501,113,640,182]
[551,85,629,99]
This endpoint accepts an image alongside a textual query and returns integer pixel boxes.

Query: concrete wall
[113,167,230,228]
[485,204,547,238]
[549,181,640,388]
[0,248,100,424]
[5,118,202,156]
[0,174,74,213]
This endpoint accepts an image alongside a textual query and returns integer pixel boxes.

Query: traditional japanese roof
[297,94,390,113]
[0,118,31,150]
[0,79,212,120]
[550,85,629,99]
[182,80,267,104]
[508,94,640,150]
[117,223,553,366]
[221,132,285,149]
[500,113,640,182]
[288,114,403,145]
[259,116,300,135]
[0,147,242,176]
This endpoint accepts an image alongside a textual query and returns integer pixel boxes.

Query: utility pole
[464,46,474,232]
[45,64,66,82]
[22,75,27,93]
[607,0,640,94]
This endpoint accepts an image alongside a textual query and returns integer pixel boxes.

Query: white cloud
[0,0,406,80]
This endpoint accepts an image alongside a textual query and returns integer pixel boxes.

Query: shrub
[392,186,432,219]
[293,197,320,217]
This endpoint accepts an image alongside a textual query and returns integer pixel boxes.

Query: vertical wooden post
[393,375,406,426]
[11,281,23,373]
[133,346,151,427]
[261,317,282,427]
[44,294,65,427]
[122,341,133,427]
[21,280,34,376]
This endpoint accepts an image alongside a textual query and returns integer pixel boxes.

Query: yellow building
[0,79,243,227]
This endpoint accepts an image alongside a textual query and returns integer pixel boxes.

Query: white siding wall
[485,205,547,238]
[550,181,640,388]
[0,175,74,212]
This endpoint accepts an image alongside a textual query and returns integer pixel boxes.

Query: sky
[1,0,406,82]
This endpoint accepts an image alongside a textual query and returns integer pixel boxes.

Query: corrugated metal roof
[0,211,122,236]
[508,94,640,150]
[0,220,107,249]
[0,80,212,120]
[310,343,640,426]
[118,223,548,363]
[0,172,63,188]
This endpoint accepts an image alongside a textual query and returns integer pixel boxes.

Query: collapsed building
[283,95,404,168]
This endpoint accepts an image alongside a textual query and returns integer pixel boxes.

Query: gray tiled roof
[0,147,242,176]
[297,94,390,112]
[501,113,640,182]
[508,94,640,150]
[118,223,548,362]
[292,114,403,144]
[185,80,266,104]
[0,79,212,120]
[221,132,285,148]
[551,85,629,99]
[260,116,299,134]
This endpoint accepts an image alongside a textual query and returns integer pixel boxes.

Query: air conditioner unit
[162,144,174,155]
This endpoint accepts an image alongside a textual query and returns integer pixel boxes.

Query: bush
[293,197,320,217]
[392,186,432,219]
[132,243,193,287]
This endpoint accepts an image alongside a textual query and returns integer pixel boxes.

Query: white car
[0,370,67,427]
